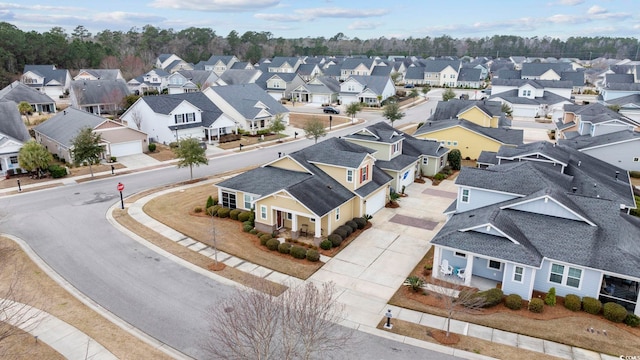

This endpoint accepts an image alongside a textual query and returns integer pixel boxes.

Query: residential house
[0,100,31,176]
[255,72,306,101]
[339,75,395,106]
[74,69,124,81]
[230,62,255,70]
[490,79,573,119]
[0,81,57,114]
[456,68,483,89]
[521,62,573,80]
[600,83,640,102]
[127,69,170,94]
[296,63,321,82]
[34,107,147,163]
[344,122,449,191]
[167,70,218,95]
[215,137,393,242]
[560,71,586,93]
[69,79,130,115]
[414,99,523,159]
[339,58,376,81]
[121,92,235,145]
[605,94,640,123]
[203,83,289,135]
[268,57,303,73]
[421,59,461,87]
[195,55,239,76]
[21,65,71,100]
[555,103,638,140]
[291,76,340,104]
[155,54,183,70]
[431,141,640,316]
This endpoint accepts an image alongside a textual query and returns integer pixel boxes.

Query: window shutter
[359,167,363,182]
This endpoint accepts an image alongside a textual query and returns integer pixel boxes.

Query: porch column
[432,246,441,279]
[463,256,474,286]
[635,290,640,316]
[313,217,322,244]
[207,128,212,144]
[291,215,299,240]
[217,127,221,143]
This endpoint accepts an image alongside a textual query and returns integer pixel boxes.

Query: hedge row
[256,232,320,263]
[323,217,368,251]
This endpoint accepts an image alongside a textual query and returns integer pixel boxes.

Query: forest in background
[0,21,639,88]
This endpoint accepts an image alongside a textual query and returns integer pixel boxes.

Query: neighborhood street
[0,100,465,359]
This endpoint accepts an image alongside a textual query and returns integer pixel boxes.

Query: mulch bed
[430,329,460,344]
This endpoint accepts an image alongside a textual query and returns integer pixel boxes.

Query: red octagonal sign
[117,182,124,192]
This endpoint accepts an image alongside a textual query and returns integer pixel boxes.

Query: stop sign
[117,182,124,192]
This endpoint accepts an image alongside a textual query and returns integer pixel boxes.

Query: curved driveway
[0,102,462,359]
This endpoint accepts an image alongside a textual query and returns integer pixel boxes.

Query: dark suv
[323,106,340,114]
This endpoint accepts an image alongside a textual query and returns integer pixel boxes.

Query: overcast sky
[0,0,637,39]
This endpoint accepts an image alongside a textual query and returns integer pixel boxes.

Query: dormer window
[392,142,401,154]
[360,165,369,183]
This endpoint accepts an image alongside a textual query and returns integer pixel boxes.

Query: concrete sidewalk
[121,179,621,360]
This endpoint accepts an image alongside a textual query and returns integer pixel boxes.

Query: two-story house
[195,55,240,75]
[166,70,219,95]
[127,69,170,94]
[344,122,449,191]
[423,59,461,87]
[267,57,303,73]
[216,137,393,243]
[520,62,573,80]
[203,83,289,135]
[490,79,573,119]
[21,65,71,101]
[414,100,523,160]
[339,75,395,106]
[339,58,375,81]
[0,100,31,177]
[120,92,235,145]
[255,72,306,101]
[74,69,124,81]
[291,76,340,105]
[432,141,640,316]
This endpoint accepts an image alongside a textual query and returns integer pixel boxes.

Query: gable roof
[0,81,56,105]
[559,130,640,151]
[341,58,374,70]
[345,75,391,95]
[414,118,524,145]
[140,92,223,128]
[217,69,262,85]
[23,65,68,85]
[429,99,504,121]
[77,69,122,80]
[521,62,572,77]
[34,107,104,147]
[70,79,130,106]
[207,83,288,118]
[0,100,31,143]
[457,68,482,82]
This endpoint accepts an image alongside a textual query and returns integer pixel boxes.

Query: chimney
[572,187,577,193]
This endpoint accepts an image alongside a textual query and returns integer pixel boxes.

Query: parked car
[323,106,340,114]
[404,84,415,88]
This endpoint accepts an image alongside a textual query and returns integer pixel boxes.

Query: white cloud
[0,2,81,11]
[149,0,280,12]
[93,11,165,24]
[348,21,382,30]
[548,14,575,23]
[254,13,305,22]
[587,5,606,15]
[255,7,389,23]
[557,0,584,5]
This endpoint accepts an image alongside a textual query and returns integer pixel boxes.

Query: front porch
[600,275,640,313]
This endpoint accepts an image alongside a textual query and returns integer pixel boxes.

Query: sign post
[117,182,124,209]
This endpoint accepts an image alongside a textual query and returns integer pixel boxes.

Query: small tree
[71,127,103,177]
[130,110,143,130]
[545,287,556,306]
[433,280,486,337]
[204,281,353,359]
[174,137,208,179]
[442,88,456,101]
[501,103,513,117]
[390,71,401,84]
[448,149,462,170]
[18,140,52,178]
[269,113,286,139]
[17,101,33,125]
[409,88,419,103]
[421,85,431,98]
[303,116,327,144]
[345,102,362,124]
[382,101,405,127]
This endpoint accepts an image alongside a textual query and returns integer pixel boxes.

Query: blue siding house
[431,141,640,315]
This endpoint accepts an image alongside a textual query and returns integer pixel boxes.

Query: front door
[276,211,285,229]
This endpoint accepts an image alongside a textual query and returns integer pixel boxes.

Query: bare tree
[431,278,486,337]
[130,110,143,130]
[204,281,352,360]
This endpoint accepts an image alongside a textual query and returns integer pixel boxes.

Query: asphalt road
[0,99,463,359]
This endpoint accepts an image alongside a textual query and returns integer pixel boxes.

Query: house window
[513,266,524,283]
[392,142,401,154]
[287,213,292,220]
[221,191,236,209]
[346,169,353,183]
[260,205,267,220]
[634,157,639,162]
[440,156,445,167]
[453,141,458,146]
[454,251,466,258]
[243,194,255,209]
[335,208,340,221]
[186,113,195,122]
[360,165,369,182]
[10,156,18,165]
[309,217,315,223]
[422,157,428,165]
[488,260,502,270]
[567,268,582,288]
[549,264,564,284]
[461,188,470,203]
[174,114,184,124]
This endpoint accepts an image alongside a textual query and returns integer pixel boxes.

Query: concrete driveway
[307,179,458,329]
[116,153,162,170]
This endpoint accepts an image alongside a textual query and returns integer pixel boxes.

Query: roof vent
[615,171,619,180]
[578,161,581,166]
[572,187,577,193]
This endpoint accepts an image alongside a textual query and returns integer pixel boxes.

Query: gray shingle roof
[521,62,572,77]
[605,93,640,107]
[345,75,390,95]
[78,69,121,80]
[340,58,374,70]
[0,81,56,105]
[70,79,130,106]
[428,99,503,121]
[415,119,524,145]
[207,83,288,119]
[23,65,68,85]
[34,108,103,147]
[490,89,570,105]
[559,130,640,151]
[604,83,640,91]
[560,71,585,87]
[140,92,223,129]
[218,69,262,85]
[605,73,634,84]
[0,100,30,142]
[457,68,481,82]
[496,69,521,79]
[422,59,461,73]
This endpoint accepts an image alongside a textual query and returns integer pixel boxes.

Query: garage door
[399,168,415,189]
[365,188,386,216]
[512,105,537,118]
[110,140,142,157]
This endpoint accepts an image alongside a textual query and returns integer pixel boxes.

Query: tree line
[0,21,638,88]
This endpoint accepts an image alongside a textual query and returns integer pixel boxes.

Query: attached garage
[109,140,143,157]
[399,167,416,190]
[511,104,538,118]
[365,188,387,215]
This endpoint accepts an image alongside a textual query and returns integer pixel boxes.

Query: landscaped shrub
[320,239,332,250]
[333,228,348,239]
[472,288,503,308]
[217,207,231,218]
[338,225,353,237]
[405,276,425,292]
[249,229,258,235]
[528,298,544,313]
[194,206,203,213]
[582,297,602,315]
[278,242,292,254]
[206,205,220,216]
[630,171,640,178]
[48,164,67,178]
[266,238,280,251]
[306,249,320,262]
[353,217,367,229]
[290,246,307,259]
[229,209,242,220]
[206,196,215,209]
[328,234,343,248]
[237,211,252,222]
[434,173,446,181]
[345,220,358,232]
[564,294,581,311]
[624,313,640,327]
[259,234,272,246]
[603,302,628,323]
[148,143,156,152]
[448,149,462,170]
[545,287,556,306]
[505,294,523,310]
[242,223,253,232]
